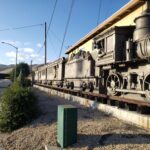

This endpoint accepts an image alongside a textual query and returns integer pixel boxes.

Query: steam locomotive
[35,0,150,101]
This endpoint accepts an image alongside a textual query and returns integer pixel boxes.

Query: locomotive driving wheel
[106,73,122,96]
[143,73,150,101]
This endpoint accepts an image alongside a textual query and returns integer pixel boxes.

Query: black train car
[93,1,150,101]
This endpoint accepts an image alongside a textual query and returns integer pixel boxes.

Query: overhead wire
[47,0,58,35]
[105,0,112,19]
[31,41,45,63]
[49,29,68,48]
[48,35,56,49]
[0,23,44,32]
[97,0,102,26]
[30,0,58,63]
[0,28,10,32]
[58,0,75,58]
[34,0,58,64]
[0,23,45,63]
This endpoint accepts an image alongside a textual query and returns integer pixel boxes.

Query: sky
[0,0,130,65]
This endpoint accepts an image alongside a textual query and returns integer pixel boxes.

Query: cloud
[22,48,34,53]
[30,54,39,58]
[2,40,45,64]
[37,43,42,48]
[5,51,16,58]
[5,47,44,64]
[24,42,30,46]
[10,58,15,63]
[5,51,25,62]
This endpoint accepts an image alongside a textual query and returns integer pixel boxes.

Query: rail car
[35,58,65,86]
[64,50,98,92]
[34,0,150,101]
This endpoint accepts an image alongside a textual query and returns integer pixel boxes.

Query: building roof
[65,0,145,54]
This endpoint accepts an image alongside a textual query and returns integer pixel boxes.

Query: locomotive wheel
[143,73,150,100]
[106,73,122,96]
[88,82,94,92]
[65,82,70,89]
[81,82,87,91]
[60,82,63,88]
[66,84,70,89]
[70,82,74,89]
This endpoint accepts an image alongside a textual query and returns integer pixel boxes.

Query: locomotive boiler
[93,0,150,101]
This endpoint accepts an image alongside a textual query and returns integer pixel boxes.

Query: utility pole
[45,22,47,64]
[30,60,32,73]
[30,60,33,86]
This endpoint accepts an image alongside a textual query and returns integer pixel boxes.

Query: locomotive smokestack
[146,0,150,11]
[133,0,150,58]
[134,0,150,42]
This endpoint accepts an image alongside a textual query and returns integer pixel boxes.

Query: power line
[58,0,75,58]
[0,23,44,32]
[12,24,43,30]
[50,30,62,44]
[29,42,45,64]
[47,0,58,35]
[97,0,102,26]
[105,0,112,18]
[0,28,10,32]
[0,23,44,63]
[47,34,57,50]
[29,33,45,62]
[49,29,68,48]
[37,43,45,55]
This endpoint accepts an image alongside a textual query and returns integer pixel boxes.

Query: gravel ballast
[0,88,150,150]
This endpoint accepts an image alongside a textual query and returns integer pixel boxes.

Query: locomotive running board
[116,89,146,95]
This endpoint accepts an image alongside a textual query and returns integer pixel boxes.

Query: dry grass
[0,88,150,150]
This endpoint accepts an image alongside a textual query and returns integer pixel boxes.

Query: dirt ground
[0,88,150,150]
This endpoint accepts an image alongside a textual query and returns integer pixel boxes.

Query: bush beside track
[0,80,38,132]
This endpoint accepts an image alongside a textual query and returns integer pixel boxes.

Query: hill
[0,64,7,71]
[0,64,15,74]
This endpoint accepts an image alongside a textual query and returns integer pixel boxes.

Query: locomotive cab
[94,26,135,66]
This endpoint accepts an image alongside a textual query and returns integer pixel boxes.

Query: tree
[10,62,30,81]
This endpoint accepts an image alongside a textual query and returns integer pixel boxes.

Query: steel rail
[35,83,150,108]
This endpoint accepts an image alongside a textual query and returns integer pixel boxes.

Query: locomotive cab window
[96,39,105,56]
[106,34,114,53]
[97,39,104,50]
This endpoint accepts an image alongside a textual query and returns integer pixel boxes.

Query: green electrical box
[57,105,77,149]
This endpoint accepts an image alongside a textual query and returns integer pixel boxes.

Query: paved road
[0,79,12,96]
[0,79,12,87]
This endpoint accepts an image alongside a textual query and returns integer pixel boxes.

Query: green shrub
[17,70,31,87]
[0,81,37,132]
[10,62,30,82]
[22,79,31,87]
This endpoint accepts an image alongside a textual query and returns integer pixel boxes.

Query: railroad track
[35,83,150,115]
